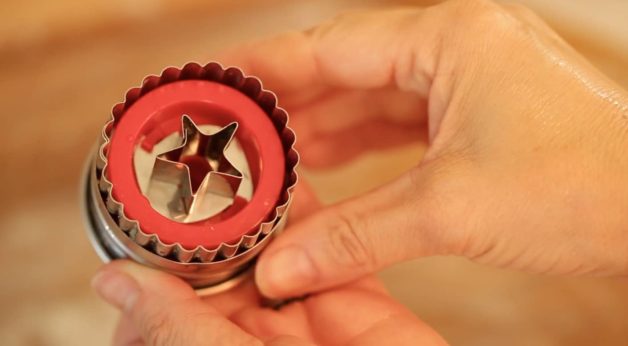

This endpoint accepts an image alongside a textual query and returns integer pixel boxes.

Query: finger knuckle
[410,156,478,256]
[133,298,178,346]
[324,209,376,270]
[146,318,175,345]
[502,2,536,19]
[449,0,502,17]
[444,0,527,38]
[330,8,371,22]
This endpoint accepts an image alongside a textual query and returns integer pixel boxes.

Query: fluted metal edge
[94,62,299,264]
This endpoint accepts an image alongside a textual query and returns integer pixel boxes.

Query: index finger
[218,8,439,106]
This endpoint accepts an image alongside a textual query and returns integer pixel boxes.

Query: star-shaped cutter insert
[146,115,243,223]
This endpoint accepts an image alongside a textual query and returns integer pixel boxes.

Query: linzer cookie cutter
[81,62,299,293]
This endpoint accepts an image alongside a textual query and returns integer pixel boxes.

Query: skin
[93,0,628,344]
[93,184,447,345]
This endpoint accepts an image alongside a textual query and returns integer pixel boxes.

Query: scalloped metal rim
[96,62,299,264]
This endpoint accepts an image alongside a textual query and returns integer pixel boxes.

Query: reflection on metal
[83,63,299,291]
[146,115,243,223]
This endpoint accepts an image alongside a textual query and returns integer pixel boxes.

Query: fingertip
[98,260,195,300]
[91,265,140,312]
[255,245,318,298]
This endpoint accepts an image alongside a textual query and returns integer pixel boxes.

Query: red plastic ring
[107,80,285,249]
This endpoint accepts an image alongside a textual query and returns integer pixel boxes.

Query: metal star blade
[147,115,243,223]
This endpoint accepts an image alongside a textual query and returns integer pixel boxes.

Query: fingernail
[257,246,317,296]
[91,269,140,312]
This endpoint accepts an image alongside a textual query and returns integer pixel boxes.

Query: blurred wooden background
[0,0,627,345]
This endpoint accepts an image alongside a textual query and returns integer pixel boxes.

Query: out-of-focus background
[1,0,627,345]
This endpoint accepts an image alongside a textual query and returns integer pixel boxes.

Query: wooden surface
[1,1,627,345]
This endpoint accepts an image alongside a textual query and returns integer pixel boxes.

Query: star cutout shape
[147,115,243,223]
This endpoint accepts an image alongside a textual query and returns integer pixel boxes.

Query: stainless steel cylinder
[80,62,298,293]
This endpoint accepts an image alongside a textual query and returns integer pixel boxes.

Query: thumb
[92,260,261,346]
[256,165,455,298]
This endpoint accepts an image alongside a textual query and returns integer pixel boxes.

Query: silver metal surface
[83,152,281,290]
[147,115,243,223]
[82,62,299,292]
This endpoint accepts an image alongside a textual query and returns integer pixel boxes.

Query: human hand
[92,262,446,345]
[92,184,447,345]
[220,0,628,299]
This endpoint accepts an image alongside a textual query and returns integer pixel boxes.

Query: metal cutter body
[81,63,298,292]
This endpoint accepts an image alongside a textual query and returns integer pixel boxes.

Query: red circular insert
[107,80,285,249]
